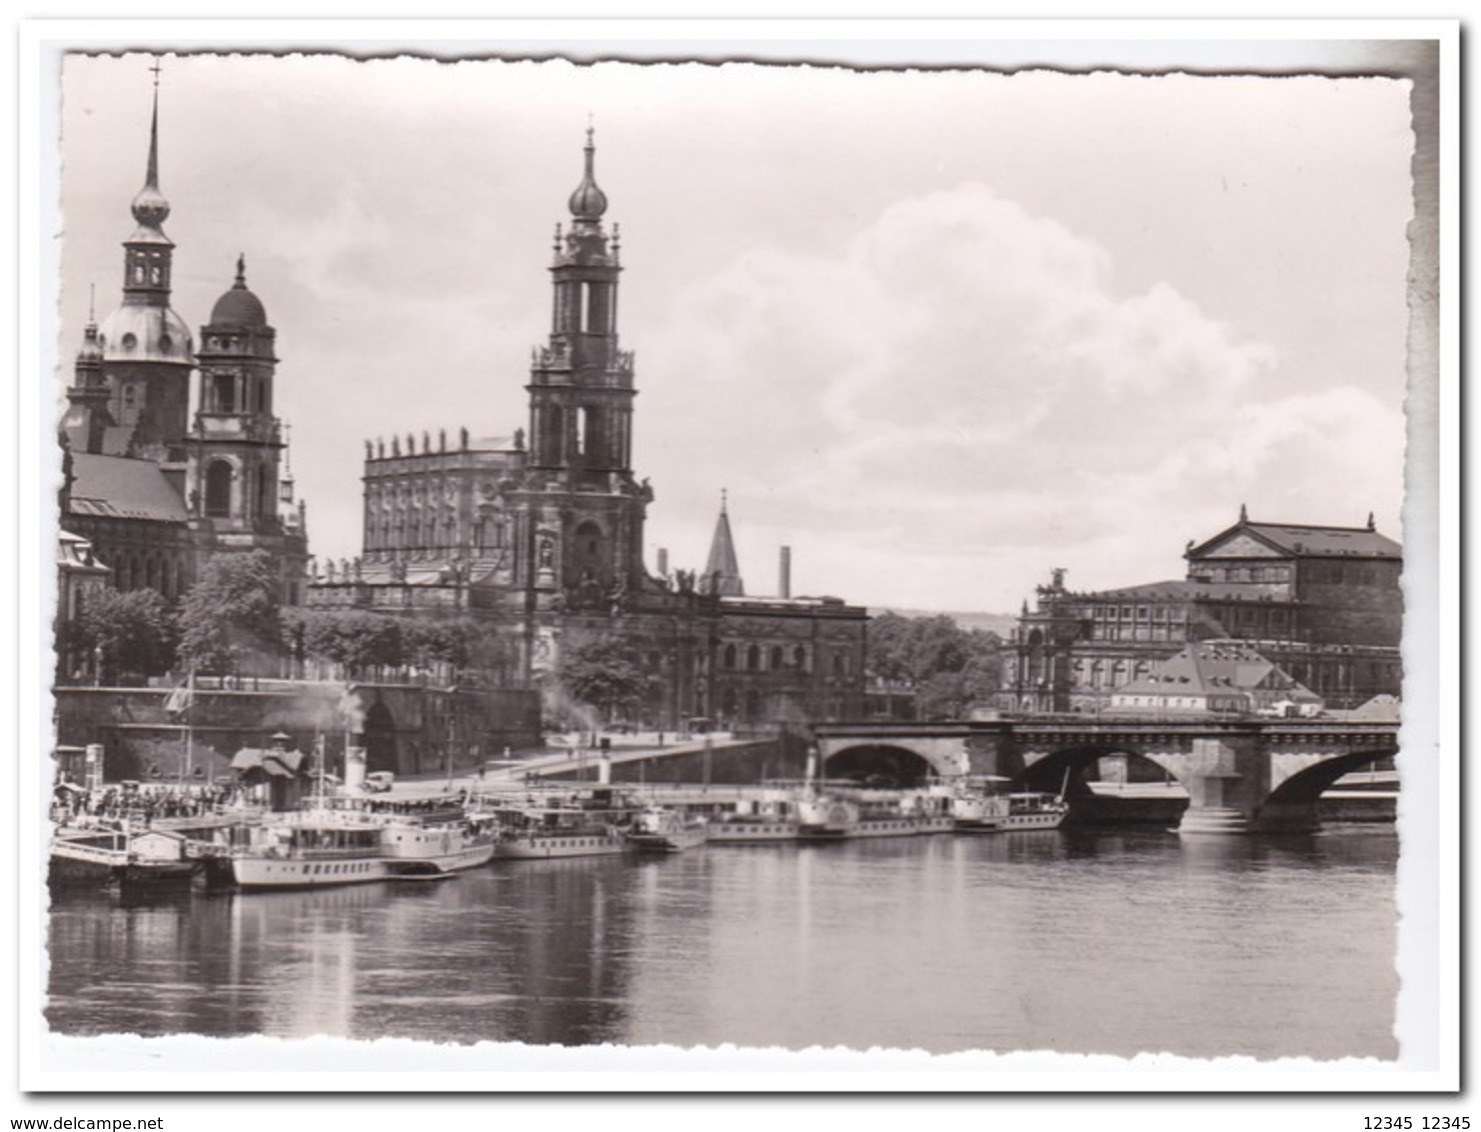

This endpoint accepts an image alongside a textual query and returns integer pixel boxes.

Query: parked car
[363,772,395,793]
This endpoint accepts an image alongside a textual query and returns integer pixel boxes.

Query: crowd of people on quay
[50,778,246,829]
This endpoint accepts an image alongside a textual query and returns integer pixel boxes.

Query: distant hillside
[870,608,1019,638]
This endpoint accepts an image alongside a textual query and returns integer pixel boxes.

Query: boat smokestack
[779,545,792,599]
[343,746,367,792]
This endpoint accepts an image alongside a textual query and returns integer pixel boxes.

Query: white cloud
[644,183,1404,609]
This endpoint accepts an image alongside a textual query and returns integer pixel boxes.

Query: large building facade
[306,131,866,731]
[1001,510,1403,713]
[55,78,310,656]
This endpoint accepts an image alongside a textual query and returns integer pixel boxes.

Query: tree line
[65,552,1006,722]
[64,551,510,685]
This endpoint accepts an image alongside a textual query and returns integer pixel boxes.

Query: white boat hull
[496,833,626,859]
[706,820,801,843]
[230,854,394,889]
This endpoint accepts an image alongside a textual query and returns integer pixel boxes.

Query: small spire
[1239,502,1248,523]
[702,492,744,597]
[146,56,162,186]
[234,253,247,287]
[131,55,171,230]
[87,283,95,322]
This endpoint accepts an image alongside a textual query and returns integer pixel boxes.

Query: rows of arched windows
[110,546,188,601]
[718,641,817,674]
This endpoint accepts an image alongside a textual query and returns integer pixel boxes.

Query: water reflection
[47,828,1399,1059]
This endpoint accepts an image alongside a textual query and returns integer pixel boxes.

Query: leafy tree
[77,587,177,681]
[557,631,660,723]
[177,551,282,676]
[865,612,1004,720]
[280,609,517,685]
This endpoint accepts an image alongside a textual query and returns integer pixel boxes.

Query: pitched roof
[66,453,188,523]
[1088,579,1295,604]
[1117,643,1319,701]
[1190,520,1401,561]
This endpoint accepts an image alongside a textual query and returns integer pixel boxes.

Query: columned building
[307,131,866,730]
[1001,511,1403,714]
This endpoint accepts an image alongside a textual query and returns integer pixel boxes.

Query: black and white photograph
[16,19,1459,1110]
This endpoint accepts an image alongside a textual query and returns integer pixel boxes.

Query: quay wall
[538,734,810,787]
[52,682,542,783]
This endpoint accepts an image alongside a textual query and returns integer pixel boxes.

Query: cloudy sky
[50,44,1419,612]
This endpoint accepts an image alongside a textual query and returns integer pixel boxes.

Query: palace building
[1000,509,1403,713]
[56,75,310,641]
[305,130,866,731]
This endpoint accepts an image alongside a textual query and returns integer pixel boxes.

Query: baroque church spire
[130,57,171,235]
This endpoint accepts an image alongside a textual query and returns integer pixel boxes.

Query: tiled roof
[1191,520,1401,560]
[66,453,188,523]
[1117,643,1318,700]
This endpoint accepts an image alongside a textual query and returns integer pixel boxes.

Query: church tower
[523,129,650,598]
[59,294,116,457]
[94,63,195,466]
[186,256,287,535]
[528,126,636,479]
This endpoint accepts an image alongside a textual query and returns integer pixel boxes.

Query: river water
[44,824,1399,1060]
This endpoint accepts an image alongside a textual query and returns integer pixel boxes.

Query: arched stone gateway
[363,699,397,775]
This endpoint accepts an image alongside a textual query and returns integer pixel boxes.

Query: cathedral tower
[94,64,195,465]
[528,127,636,479]
[186,256,287,535]
[523,129,650,597]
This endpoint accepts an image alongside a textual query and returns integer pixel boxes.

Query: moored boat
[795,794,860,839]
[626,807,709,852]
[49,826,202,892]
[704,790,803,843]
[380,817,499,877]
[1000,792,1070,831]
[226,809,395,890]
[492,802,629,860]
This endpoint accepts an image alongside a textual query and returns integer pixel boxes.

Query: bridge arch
[821,741,956,787]
[1015,743,1183,796]
[1263,746,1398,808]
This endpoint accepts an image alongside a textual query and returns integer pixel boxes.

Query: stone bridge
[813,718,1401,834]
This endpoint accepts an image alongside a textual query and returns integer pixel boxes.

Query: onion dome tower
[528,126,635,478]
[185,256,287,533]
[524,128,649,597]
[94,60,194,462]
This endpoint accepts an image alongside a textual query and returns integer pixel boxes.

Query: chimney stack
[779,545,792,599]
[657,548,669,577]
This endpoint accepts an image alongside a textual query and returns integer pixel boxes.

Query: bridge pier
[1174,734,1320,835]
[1176,735,1260,835]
